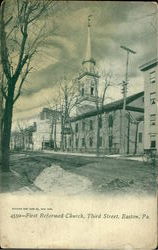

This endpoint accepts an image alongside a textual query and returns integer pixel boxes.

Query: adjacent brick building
[31,108,61,151]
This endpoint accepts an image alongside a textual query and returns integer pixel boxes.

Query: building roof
[139,58,158,71]
[71,91,144,122]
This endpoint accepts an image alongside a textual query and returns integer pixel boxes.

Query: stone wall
[66,107,144,155]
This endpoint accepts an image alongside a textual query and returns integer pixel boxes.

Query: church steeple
[75,15,100,115]
[82,15,96,72]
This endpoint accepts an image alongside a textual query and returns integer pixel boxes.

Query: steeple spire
[82,15,96,72]
[85,15,92,61]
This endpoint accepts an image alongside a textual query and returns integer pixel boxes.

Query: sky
[12,1,157,124]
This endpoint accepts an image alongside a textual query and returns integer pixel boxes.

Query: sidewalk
[105,154,144,162]
[43,150,143,162]
[43,150,99,157]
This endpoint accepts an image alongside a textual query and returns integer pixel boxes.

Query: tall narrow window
[89,137,93,147]
[150,71,156,84]
[82,120,85,131]
[150,114,156,125]
[82,138,85,147]
[108,114,113,127]
[90,120,93,130]
[150,134,156,148]
[81,87,84,96]
[109,135,113,148]
[150,92,156,104]
[69,138,71,147]
[138,133,142,143]
[90,87,94,96]
[75,123,78,133]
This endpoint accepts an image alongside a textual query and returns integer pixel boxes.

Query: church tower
[76,15,100,115]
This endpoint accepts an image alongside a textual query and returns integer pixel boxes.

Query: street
[0,151,157,196]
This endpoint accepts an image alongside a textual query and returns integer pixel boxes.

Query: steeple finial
[88,14,92,27]
[85,15,92,60]
[82,15,96,72]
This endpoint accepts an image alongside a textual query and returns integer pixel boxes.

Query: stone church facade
[65,92,144,154]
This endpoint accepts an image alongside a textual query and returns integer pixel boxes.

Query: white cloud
[11,1,155,123]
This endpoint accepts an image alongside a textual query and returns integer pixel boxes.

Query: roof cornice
[139,58,158,71]
[71,91,144,122]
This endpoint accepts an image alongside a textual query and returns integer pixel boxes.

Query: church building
[63,16,144,155]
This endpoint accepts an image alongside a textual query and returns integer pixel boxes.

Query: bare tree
[44,76,77,152]
[16,121,26,150]
[59,76,78,151]
[0,0,57,171]
[45,96,61,151]
[0,69,5,163]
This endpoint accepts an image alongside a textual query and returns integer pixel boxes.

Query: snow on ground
[34,164,92,195]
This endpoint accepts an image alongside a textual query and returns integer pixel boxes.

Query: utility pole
[120,45,136,155]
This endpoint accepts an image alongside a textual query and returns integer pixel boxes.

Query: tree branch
[28,1,56,24]
[13,60,32,103]
[6,25,18,40]
[0,2,12,80]
[5,16,13,26]
[1,85,8,100]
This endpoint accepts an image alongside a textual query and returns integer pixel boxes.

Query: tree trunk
[127,114,130,154]
[0,90,3,164]
[134,122,139,155]
[22,134,25,150]
[50,119,54,149]
[60,114,64,151]
[96,114,100,156]
[54,120,57,151]
[1,89,14,172]
[68,118,73,152]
